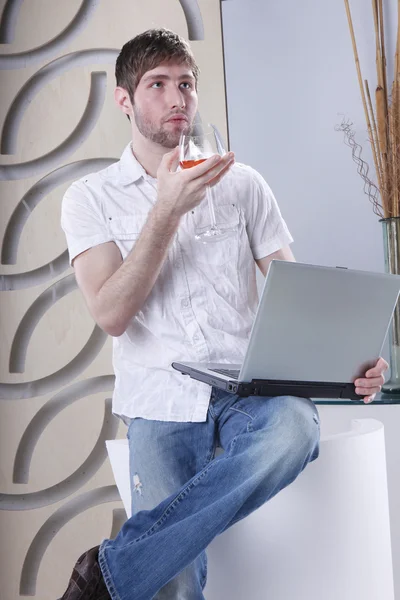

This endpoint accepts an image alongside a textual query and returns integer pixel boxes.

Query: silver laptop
[172,260,400,400]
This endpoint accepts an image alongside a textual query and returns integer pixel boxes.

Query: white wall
[222,0,400,594]
[221,0,399,271]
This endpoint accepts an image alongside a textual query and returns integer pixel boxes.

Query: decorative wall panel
[0,1,228,597]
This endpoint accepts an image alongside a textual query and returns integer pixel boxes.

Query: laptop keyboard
[210,368,240,379]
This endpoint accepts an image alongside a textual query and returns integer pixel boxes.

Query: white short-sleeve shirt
[61,144,293,422]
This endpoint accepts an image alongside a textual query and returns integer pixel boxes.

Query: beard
[133,106,192,148]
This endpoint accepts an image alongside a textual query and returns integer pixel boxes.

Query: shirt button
[193,334,200,342]
[181,299,190,308]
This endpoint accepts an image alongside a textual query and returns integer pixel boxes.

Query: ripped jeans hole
[133,474,143,496]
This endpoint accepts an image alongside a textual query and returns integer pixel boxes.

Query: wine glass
[179,123,237,242]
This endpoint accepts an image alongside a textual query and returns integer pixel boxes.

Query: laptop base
[172,362,361,400]
[231,379,360,399]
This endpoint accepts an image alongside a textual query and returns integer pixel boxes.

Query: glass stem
[206,185,217,229]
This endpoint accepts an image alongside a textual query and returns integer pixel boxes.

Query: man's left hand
[354,357,389,403]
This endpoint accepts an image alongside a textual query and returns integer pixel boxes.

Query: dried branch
[343,0,400,218]
[335,119,384,218]
[365,79,384,188]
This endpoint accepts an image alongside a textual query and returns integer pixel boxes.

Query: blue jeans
[98,389,320,600]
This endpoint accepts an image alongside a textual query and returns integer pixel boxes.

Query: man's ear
[114,87,133,120]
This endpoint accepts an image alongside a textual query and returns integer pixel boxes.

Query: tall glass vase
[380,217,400,394]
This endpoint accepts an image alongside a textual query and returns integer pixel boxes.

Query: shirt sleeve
[244,167,294,260]
[61,180,111,266]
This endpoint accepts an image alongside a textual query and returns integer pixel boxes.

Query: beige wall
[0,1,228,597]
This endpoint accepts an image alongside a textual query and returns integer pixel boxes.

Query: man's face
[132,61,198,148]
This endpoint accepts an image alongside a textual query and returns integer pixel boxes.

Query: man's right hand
[156,146,235,219]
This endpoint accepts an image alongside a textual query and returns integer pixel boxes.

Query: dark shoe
[60,545,111,599]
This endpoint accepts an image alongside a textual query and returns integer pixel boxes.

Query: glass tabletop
[314,392,400,405]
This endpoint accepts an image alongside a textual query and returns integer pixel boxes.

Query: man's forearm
[95,205,181,336]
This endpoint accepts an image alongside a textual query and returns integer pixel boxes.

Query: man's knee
[254,395,320,463]
[277,395,320,460]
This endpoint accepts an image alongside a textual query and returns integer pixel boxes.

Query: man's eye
[151,82,162,88]
[180,82,191,89]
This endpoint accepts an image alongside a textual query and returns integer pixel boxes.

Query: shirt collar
[118,143,148,186]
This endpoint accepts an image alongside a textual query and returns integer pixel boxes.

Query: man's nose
[167,86,186,109]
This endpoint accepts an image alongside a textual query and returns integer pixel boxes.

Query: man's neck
[130,133,170,179]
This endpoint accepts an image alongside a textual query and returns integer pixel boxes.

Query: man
[60,28,387,600]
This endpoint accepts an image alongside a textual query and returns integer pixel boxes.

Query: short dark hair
[115,28,199,101]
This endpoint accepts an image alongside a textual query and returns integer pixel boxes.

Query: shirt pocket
[108,215,145,239]
[193,203,240,234]
[190,204,241,267]
[107,215,147,258]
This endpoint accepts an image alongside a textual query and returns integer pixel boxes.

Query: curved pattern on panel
[0,399,118,511]
[0,0,100,70]
[9,275,77,373]
[1,158,117,265]
[110,508,127,540]
[0,0,24,44]
[178,0,204,40]
[0,325,108,399]
[13,376,115,483]
[0,251,69,291]
[0,49,118,155]
[0,72,107,180]
[19,485,120,596]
